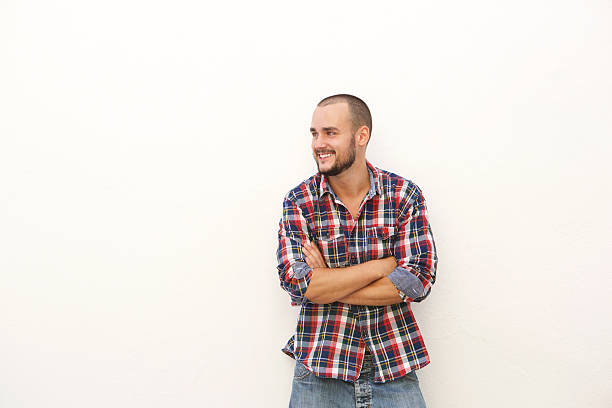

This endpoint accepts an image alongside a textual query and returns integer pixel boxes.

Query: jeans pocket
[294,361,312,380]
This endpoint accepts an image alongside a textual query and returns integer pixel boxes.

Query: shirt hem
[280,343,431,384]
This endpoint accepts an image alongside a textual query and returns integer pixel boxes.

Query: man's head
[310,94,372,176]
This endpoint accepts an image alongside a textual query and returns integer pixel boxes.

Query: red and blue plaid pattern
[277,161,438,383]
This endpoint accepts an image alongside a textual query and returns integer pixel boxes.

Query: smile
[318,153,334,159]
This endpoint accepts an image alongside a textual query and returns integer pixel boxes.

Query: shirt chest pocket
[366,226,396,260]
[315,227,347,268]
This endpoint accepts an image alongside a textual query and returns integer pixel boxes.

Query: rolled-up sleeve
[276,192,313,306]
[387,184,438,304]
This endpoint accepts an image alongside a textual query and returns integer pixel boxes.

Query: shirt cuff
[292,261,312,279]
[387,266,425,301]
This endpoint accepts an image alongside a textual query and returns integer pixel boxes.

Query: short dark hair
[317,94,372,141]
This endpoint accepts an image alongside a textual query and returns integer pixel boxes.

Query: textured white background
[1,1,611,407]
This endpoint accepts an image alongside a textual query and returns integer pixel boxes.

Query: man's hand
[302,241,328,269]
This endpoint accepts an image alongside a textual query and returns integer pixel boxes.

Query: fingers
[312,245,328,268]
[307,241,324,258]
[302,241,327,268]
[307,241,326,265]
[302,242,321,268]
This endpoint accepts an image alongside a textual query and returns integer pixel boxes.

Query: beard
[315,134,357,176]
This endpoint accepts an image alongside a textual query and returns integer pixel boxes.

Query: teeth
[319,153,333,158]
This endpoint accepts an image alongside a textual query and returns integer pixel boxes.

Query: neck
[327,159,370,200]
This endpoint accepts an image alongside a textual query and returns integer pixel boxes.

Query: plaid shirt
[276,160,438,383]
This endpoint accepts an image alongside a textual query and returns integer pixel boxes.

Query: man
[276,94,438,408]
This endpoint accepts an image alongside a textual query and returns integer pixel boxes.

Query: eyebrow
[310,127,340,132]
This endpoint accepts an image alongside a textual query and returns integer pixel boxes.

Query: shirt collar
[318,160,382,200]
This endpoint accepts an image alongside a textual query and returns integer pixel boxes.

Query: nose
[312,134,330,151]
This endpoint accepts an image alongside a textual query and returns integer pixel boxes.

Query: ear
[355,125,370,147]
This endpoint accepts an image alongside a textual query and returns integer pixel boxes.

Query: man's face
[310,103,357,177]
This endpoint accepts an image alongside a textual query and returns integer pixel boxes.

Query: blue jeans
[289,350,427,408]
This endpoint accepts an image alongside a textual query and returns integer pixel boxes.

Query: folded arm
[303,240,401,305]
[277,192,396,305]
[301,183,438,306]
[336,277,403,305]
[301,240,397,303]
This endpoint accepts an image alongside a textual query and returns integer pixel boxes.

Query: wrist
[383,256,397,277]
[370,257,393,279]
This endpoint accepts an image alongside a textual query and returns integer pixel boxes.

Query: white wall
[1,1,611,407]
